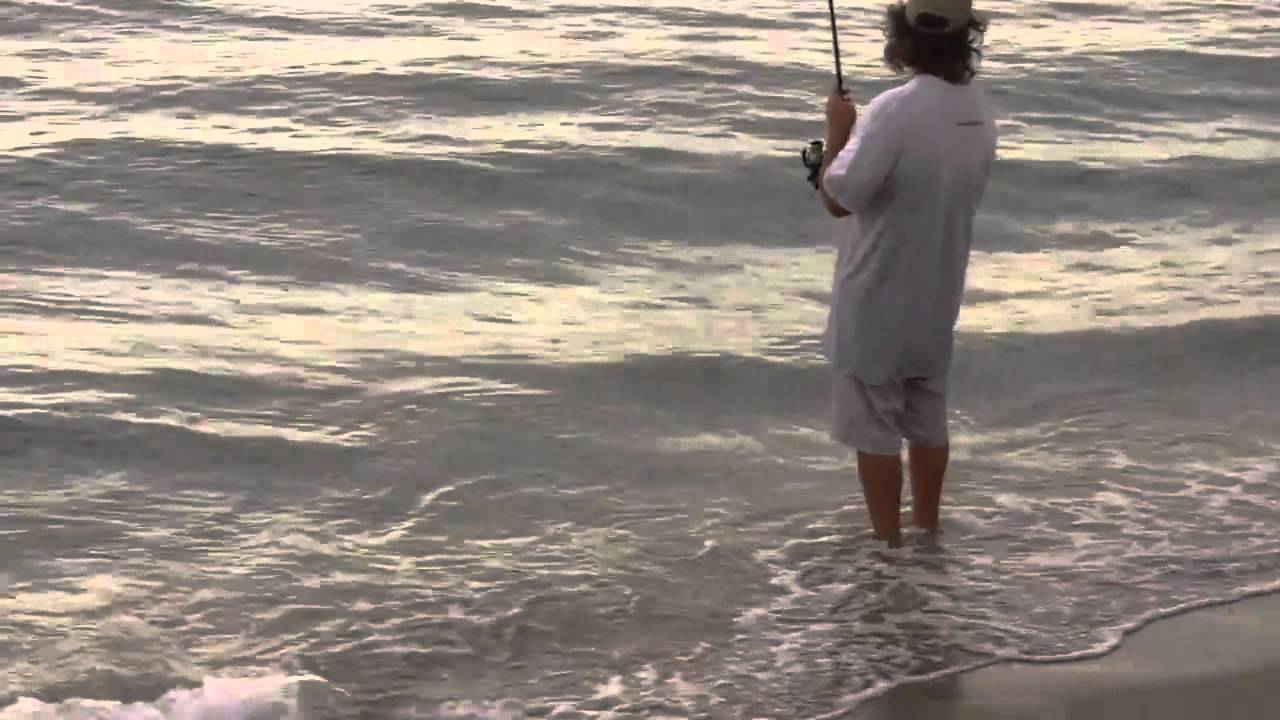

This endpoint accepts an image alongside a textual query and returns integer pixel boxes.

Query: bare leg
[856,451,904,548]
[907,442,949,534]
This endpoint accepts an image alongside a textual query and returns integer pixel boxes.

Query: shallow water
[1,0,1278,718]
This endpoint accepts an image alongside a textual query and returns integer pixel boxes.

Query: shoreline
[847,589,1280,719]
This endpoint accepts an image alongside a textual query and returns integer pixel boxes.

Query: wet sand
[851,591,1280,720]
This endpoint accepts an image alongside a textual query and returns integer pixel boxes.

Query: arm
[818,125,854,218]
[821,92,904,216]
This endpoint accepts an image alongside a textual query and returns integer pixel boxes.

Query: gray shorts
[830,372,949,455]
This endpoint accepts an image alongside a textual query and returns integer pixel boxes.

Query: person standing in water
[817,0,996,547]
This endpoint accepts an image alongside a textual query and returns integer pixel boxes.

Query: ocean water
[1,0,1277,718]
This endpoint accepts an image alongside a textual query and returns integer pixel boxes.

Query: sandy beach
[850,590,1280,719]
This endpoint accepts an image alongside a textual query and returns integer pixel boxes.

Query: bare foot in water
[873,530,904,549]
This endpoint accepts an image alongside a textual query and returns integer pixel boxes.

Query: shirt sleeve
[822,93,905,214]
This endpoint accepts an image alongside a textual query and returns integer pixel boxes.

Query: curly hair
[882,3,988,84]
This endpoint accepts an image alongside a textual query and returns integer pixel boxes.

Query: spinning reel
[802,139,826,189]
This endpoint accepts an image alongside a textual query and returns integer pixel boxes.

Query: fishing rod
[802,0,845,188]
[827,0,845,97]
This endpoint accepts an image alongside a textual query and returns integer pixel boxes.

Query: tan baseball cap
[905,0,974,32]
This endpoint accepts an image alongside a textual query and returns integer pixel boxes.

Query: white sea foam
[0,676,341,720]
